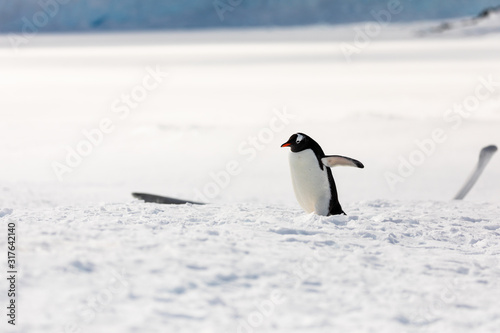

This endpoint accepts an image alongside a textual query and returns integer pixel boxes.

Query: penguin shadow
[293,212,352,228]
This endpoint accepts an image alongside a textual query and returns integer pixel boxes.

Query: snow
[1,20,500,332]
[6,201,500,332]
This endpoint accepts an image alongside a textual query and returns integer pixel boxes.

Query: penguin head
[281,133,314,153]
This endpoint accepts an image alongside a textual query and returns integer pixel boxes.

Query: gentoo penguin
[281,133,364,216]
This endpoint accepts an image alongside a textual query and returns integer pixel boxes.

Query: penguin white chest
[288,149,331,215]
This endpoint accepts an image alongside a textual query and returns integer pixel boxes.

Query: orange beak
[281,142,291,147]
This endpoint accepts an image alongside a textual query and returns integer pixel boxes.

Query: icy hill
[2,0,500,32]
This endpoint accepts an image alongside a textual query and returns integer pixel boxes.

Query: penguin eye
[296,134,304,144]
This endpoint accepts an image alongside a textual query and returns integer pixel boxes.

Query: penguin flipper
[453,144,497,200]
[132,193,205,205]
[322,155,364,169]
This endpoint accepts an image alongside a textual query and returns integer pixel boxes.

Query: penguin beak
[281,141,291,148]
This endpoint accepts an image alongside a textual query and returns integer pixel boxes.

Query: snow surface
[3,201,500,333]
[0,20,500,332]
